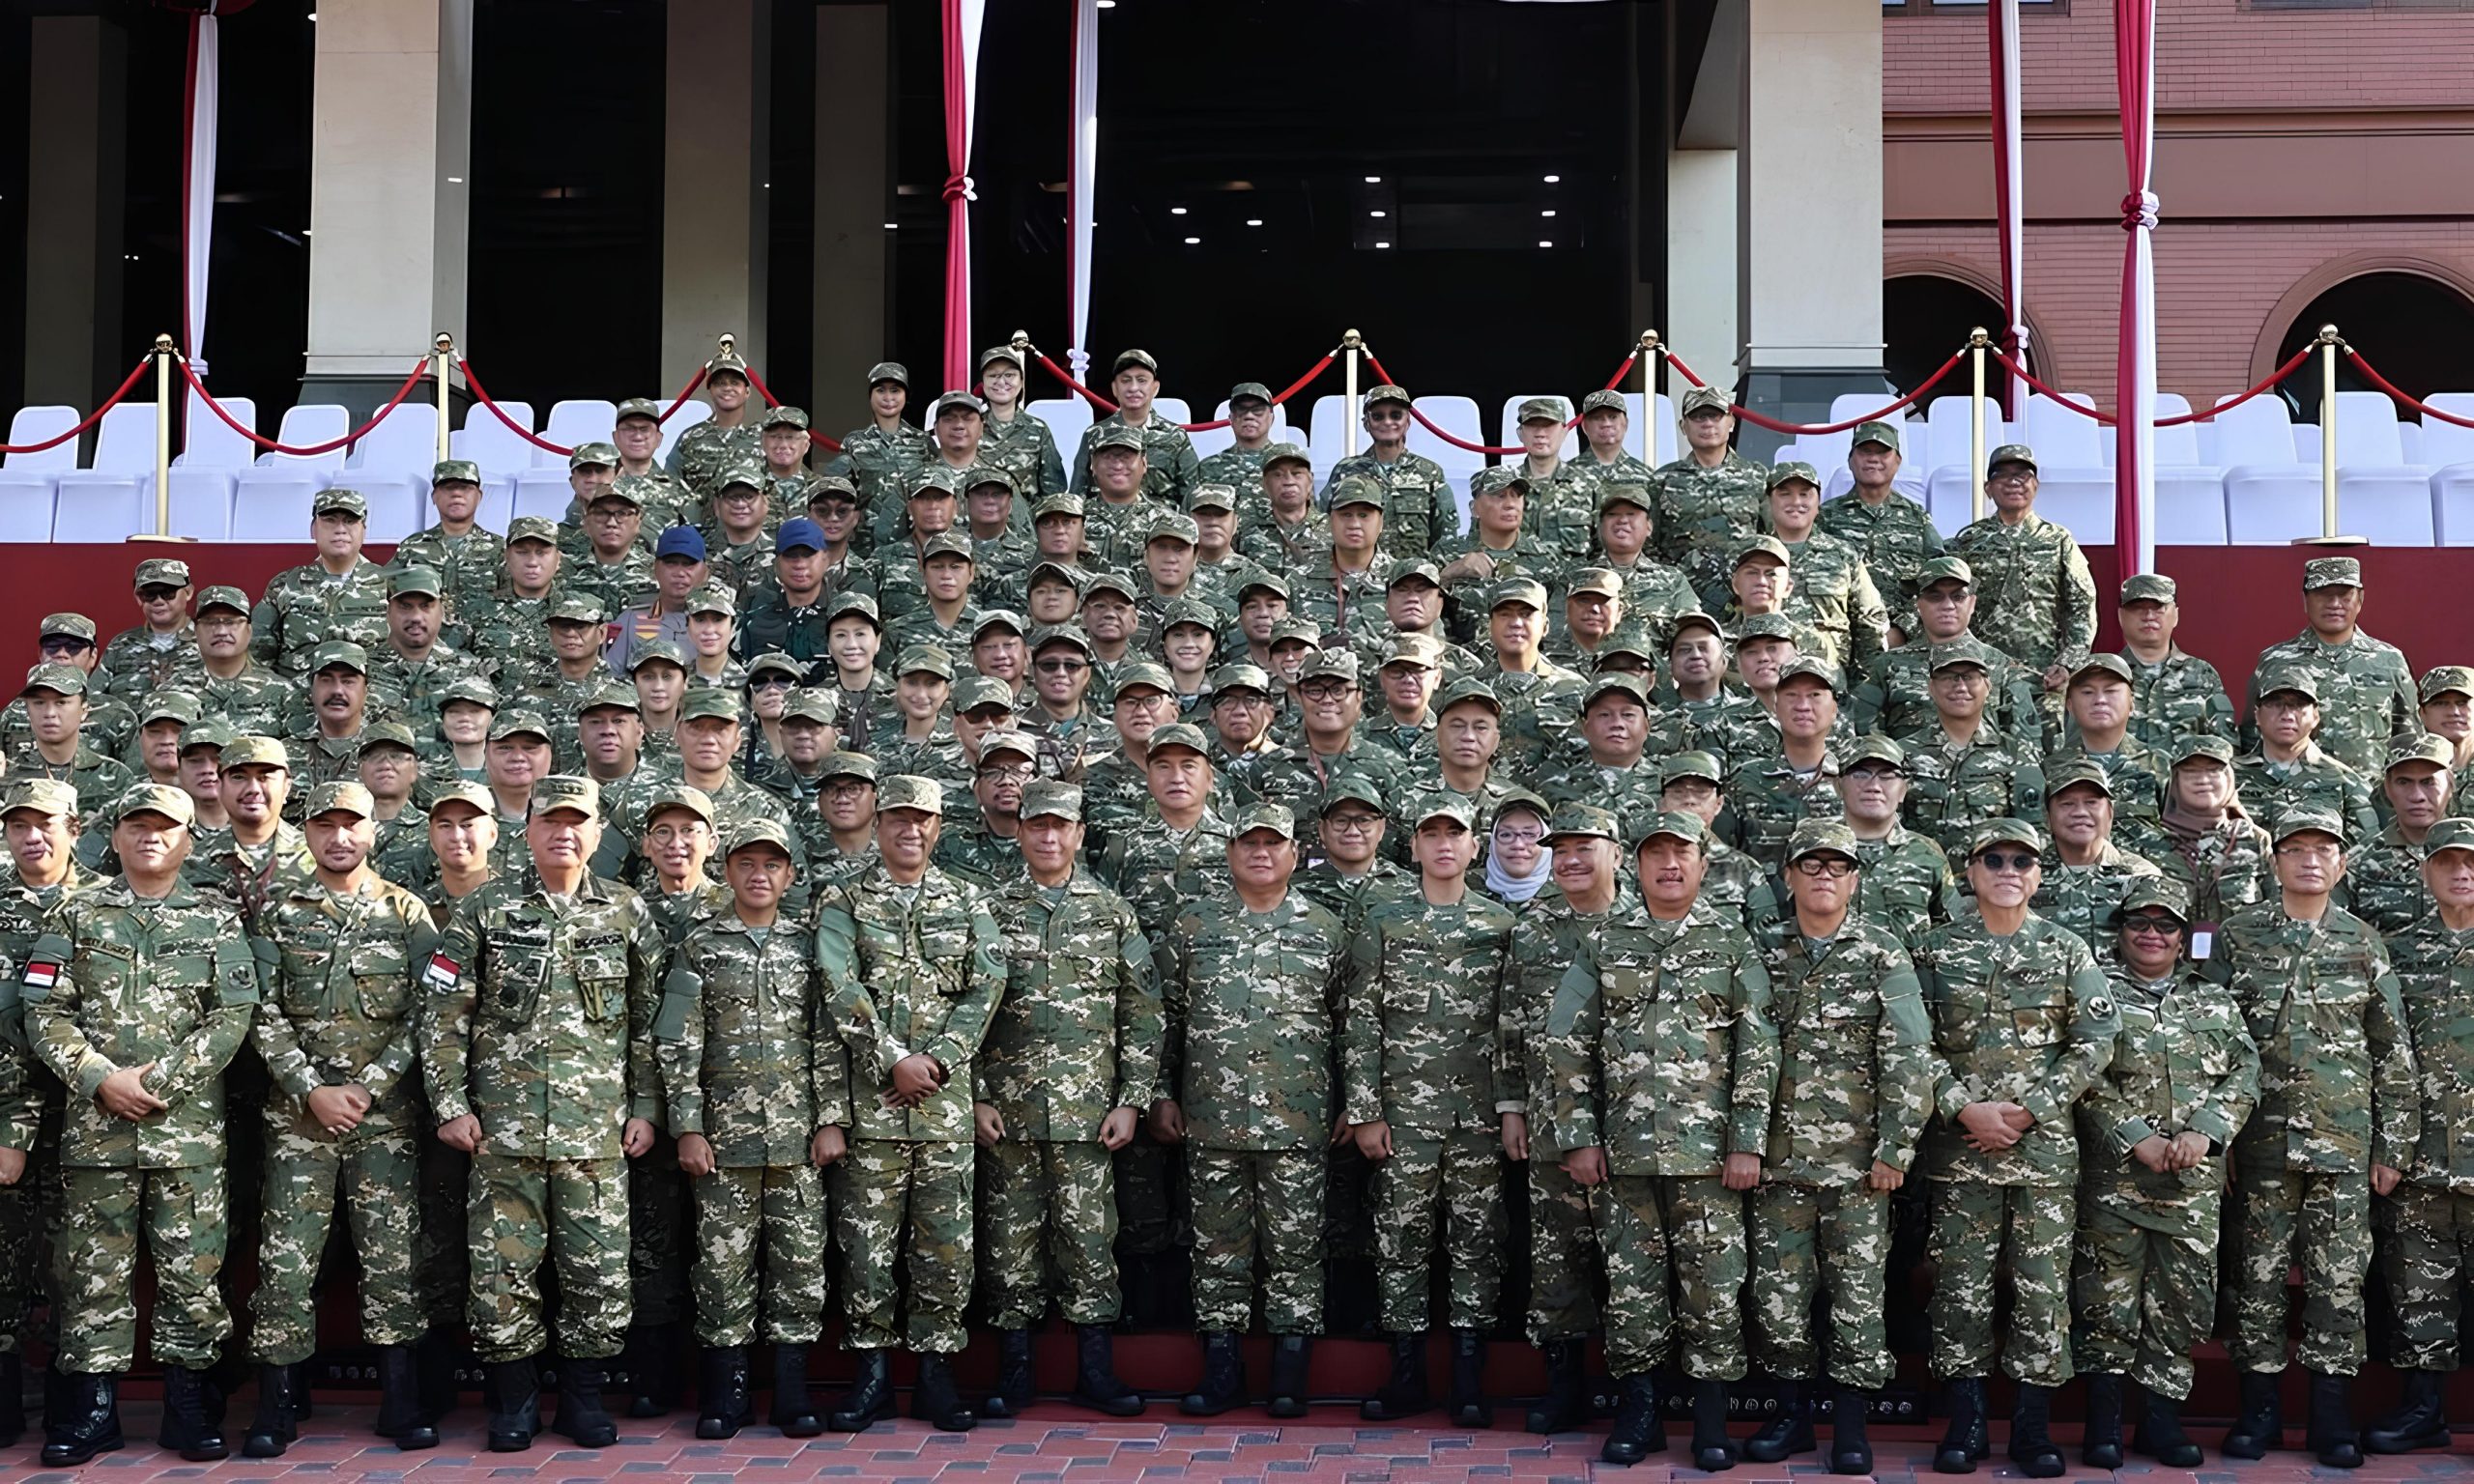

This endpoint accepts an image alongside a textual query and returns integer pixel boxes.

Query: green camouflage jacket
[1341,888,1517,1133]
[816,862,1003,1144]
[975,868,1162,1140]
[252,870,438,1138]
[1947,512,2096,673]
[1759,918,1934,1185]
[2078,961,2258,1225]
[0,861,101,1149]
[1916,911,2116,1185]
[1324,451,1458,556]
[658,911,849,1167]
[2242,629,2417,776]
[2385,915,2474,1193]
[1816,489,1943,622]
[1161,889,1347,1152]
[251,557,394,676]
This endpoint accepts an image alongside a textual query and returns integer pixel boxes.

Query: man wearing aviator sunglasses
[1322,385,1455,557]
[1916,817,2116,1480]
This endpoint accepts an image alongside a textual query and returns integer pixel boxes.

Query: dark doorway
[1884,273,2025,407]
[2274,271,2474,424]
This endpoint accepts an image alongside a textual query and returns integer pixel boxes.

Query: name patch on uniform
[425,952,462,989]
[573,932,622,952]
[20,960,58,990]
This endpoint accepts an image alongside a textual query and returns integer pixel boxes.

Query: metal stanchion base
[2291,534,2370,546]
[126,532,199,544]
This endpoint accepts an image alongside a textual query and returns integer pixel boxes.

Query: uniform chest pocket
[574,940,629,1020]
[487,944,551,1021]
[2008,983,2068,1047]
[276,939,335,1015]
[918,914,974,993]
[73,940,134,993]
[1814,993,1875,1043]
[1933,981,1987,1054]
[352,943,413,1019]
[1379,970,1432,1017]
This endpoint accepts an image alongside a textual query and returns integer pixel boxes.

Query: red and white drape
[183,5,222,376]
[2114,0,2158,574]
[1987,0,2026,420]
[1065,0,1100,386]
[939,0,987,391]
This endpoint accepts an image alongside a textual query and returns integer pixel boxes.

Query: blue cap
[775,516,826,555]
[655,526,707,562]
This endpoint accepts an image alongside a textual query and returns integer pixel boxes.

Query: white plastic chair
[1191,400,1292,462]
[512,468,575,527]
[1305,393,1357,478]
[51,403,158,540]
[536,401,618,468]
[232,405,352,537]
[1923,395,2004,480]
[0,406,81,540]
[654,399,711,464]
[2213,394,2318,543]
[460,400,540,480]
[1028,398,1093,466]
[2421,394,2474,544]
[2323,389,2432,544]
[247,405,350,474]
[1407,396,1488,514]
[168,391,255,540]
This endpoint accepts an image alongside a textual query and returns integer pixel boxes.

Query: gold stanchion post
[1341,328,1364,458]
[1969,327,1991,523]
[129,334,190,544]
[1639,329,1659,464]
[2295,324,2366,547]
[434,334,454,465]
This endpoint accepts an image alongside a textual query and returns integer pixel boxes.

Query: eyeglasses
[1493,828,1545,846]
[979,765,1036,784]
[821,780,873,798]
[1324,813,1384,835]
[1974,850,2039,872]
[1297,681,1353,701]
[2121,915,2185,936]
[750,675,795,690]
[1842,766,1901,783]
[1792,858,1857,879]
[1989,469,2036,485]
[1366,409,1408,423]
[1035,658,1088,674]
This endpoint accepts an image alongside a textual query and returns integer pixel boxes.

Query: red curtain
[2113,0,2159,575]
[939,0,985,391]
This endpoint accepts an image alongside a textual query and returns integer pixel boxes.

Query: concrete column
[1666,151,1738,401]
[22,15,128,413]
[1735,0,1884,455]
[812,3,892,435]
[662,0,770,396]
[302,0,472,417]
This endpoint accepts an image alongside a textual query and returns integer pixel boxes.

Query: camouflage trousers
[1748,1180,1894,1389]
[830,1138,973,1354]
[1323,1141,1377,1264]
[1189,1144,1325,1335]
[978,1137,1119,1329]
[467,1151,631,1363]
[1371,1127,1507,1333]
[249,1124,424,1364]
[2377,1182,2473,1373]
[1928,1180,2075,1385]
[0,1127,63,1356]
[691,1162,828,1348]
[57,1164,232,1374]
[1599,1173,1745,1381]
[628,1132,691,1328]
[1525,1156,1599,1343]
[1113,1124,1188,1256]
[2069,1184,2221,1400]
[2228,1165,2369,1376]
[416,1130,470,1331]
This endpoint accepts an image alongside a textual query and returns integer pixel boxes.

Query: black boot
[1447,1328,1490,1428]
[1934,1376,1990,1473]
[2135,1384,2205,1467]
[983,1328,1033,1419]
[1600,1373,1667,1467]
[417,1328,462,1426]
[2367,1367,2452,1453]
[39,1370,122,1467]
[1689,1376,1734,1471]
[622,1324,672,1418]
[1743,1378,1815,1462]
[1526,1339,1588,1435]
[242,1360,298,1458]
[2082,1371,2125,1469]
[1181,1330,1245,1416]
[483,1358,540,1452]
[158,1363,228,1462]
[550,1356,618,1447]
[377,1344,439,1449]
[1830,1384,1875,1475]
[771,1344,823,1437]
[0,1351,21,1447]
[2307,1368,2363,1469]
[2006,1382,2065,1478]
[1266,1334,1312,1419]
[695,1347,752,1440]
[827,1350,894,1431]
[911,1353,976,1432]
[1070,1323,1144,1416]
[1361,1331,1432,1421]
[2223,1368,2284,1459]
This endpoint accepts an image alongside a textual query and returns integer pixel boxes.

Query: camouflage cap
[1492,786,1551,826]
[1840,733,1908,770]
[866,360,910,387]
[219,735,290,771]
[530,774,601,816]
[1267,615,1323,647]
[928,392,985,421]
[1206,662,1273,699]
[2043,758,2114,798]
[427,779,495,815]
[138,690,202,727]
[1161,597,1220,633]
[1019,780,1083,822]
[1564,566,1623,599]
[953,674,1016,714]
[1328,475,1384,511]
[1228,382,1275,406]
[1147,511,1200,546]
[2069,653,2135,685]
[1632,812,1709,851]
[1735,613,1799,643]
[308,640,369,674]
[1515,397,1569,426]
[114,781,196,828]
[2422,816,2474,859]
[312,488,368,519]
[39,613,96,642]
[1659,751,1725,787]
[2117,876,2194,923]
[506,515,560,547]
[1031,493,1087,521]
[1359,384,1411,411]
[1582,671,1651,711]
[1766,462,1823,494]
[1111,349,1159,374]
[1238,570,1292,602]
[1111,660,1174,698]
[978,344,1024,371]
[970,607,1025,639]
[626,639,688,672]
[1317,775,1385,815]
[1580,388,1628,415]
[876,773,945,815]
[1733,533,1791,568]
[578,679,640,715]
[745,650,806,682]
[1026,559,1083,592]
[805,473,861,506]
[1381,633,1442,671]
[760,405,813,432]
[906,467,962,500]
[1927,639,1997,673]
[547,593,606,625]
[303,780,376,819]
[1679,385,1733,417]
[783,690,838,725]
[177,719,236,754]
[1775,655,1844,694]
[358,720,419,755]
[1145,721,1210,756]
[1187,483,1239,514]
[1915,556,1976,589]
[195,585,250,614]
[964,463,1016,494]
[1597,482,1656,515]
[1297,648,1360,685]
[1261,442,1312,471]
[488,708,553,742]
[723,817,795,857]
[2271,807,2346,846]
[1435,674,1505,714]
[1229,800,1297,841]
[1088,424,1146,455]
[645,783,716,825]
[2386,732,2457,772]
[0,777,79,819]
[613,398,663,425]
[132,556,192,588]
[2302,556,2363,591]
[896,643,956,679]
[2256,665,2320,703]
[1986,442,2038,474]
[1784,818,1862,864]
[1470,466,1532,499]
[2119,572,2176,604]
[2420,666,2474,703]
[388,566,443,599]
[1967,817,2047,855]
[677,689,744,725]
[569,442,622,474]
[978,730,1039,770]
[686,584,736,616]
[1667,610,1725,644]
[1412,793,1477,831]
[1544,803,1621,843]
[820,751,877,783]
[1489,577,1549,613]
[2172,734,2236,766]
[1851,419,1901,451]
[824,590,882,627]
[1032,622,1095,655]
[1595,632,1658,668]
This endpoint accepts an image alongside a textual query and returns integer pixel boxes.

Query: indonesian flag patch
[424,952,462,990]
[21,960,59,990]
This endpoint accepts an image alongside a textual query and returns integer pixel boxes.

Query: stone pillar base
[296,371,472,430]
[1734,366,1891,463]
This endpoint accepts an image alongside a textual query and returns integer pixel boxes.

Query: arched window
[2271,271,2474,424]
[1884,273,2032,407]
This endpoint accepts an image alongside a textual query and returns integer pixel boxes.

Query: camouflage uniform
[2122,646,2234,751]
[2073,946,2258,1400]
[247,864,439,1364]
[25,876,260,1373]
[193,661,299,741]
[1900,724,2046,863]
[1726,748,1845,871]
[1749,914,1932,1389]
[1856,639,2048,749]
[251,556,394,677]
[835,423,934,540]
[6,740,134,821]
[1071,414,1200,505]
[2031,842,2164,949]
[0,844,98,1358]
[1653,449,1769,598]
[2338,819,2435,938]
[2382,895,2474,1374]
[1162,884,1348,1335]
[1323,450,1457,556]
[1342,882,1517,1332]
[2243,629,2417,778]
[1544,891,1778,1380]
[1916,905,2116,1384]
[1849,823,1962,951]
[658,909,847,1348]
[99,622,199,704]
[2209,895,2417,1376]
[390,525,506,636]
[816,854,1004,1354]
[671,419,762,504]
[1946,511,2096,674]
[975,861,1161,1328]
[1779,530,1890,679]
[1817,489,1944,626]
[424,861,668,1363]
[2234,744,2379,842]
[981,411,1068,500]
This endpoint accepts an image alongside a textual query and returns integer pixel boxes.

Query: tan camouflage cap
[1088,424,1146,455]
[1160,597,1219,633]
[2119,572,2176,604]
[313,488,368,518]
[1582,671,1652,711]
[1297,648,1360,685]
[919,530,974,564]
[1033,622,1094,656]
[2302,556,2363,591]
[0,777,79,820]
[745,651,806,683]
[1026,560,1083,593]
[897,643,956,680]
[1318,776,1384,816]
[970,608,1025,640]
[303,780,376,819]
[1020,780,1083,822]
[1237,570,1291,602]
[1597,482,1655,515]
[646,784,716,825]
[2257,666,2320,703]
[1031,493,1087,522]
[2069,653,2135,685]
[219,735,290,771]
[2386,733,2457,773]
[1659,751,1725,787]
[1380,633,1442,671]
[1679,385,1732,417]
[530,774,601,817]
[488,709,553,742]
[1784,818,1861,865]
[677,690,744,725]
[1206,662,1273,699]
[196,585,250,614]
[1766,461,1822,493]
[1111,660,1173,697]
[2172,735,2236,766]
[1327,475,1383,511]
[358,721,419,755]
[1515,397,1568,426]
[2421,666,2474,703]
[388,566,443,599]
[613,398,663,425]
[1986,443,2038,475]
[1489,578,1549,613]
[1230,800,1297,841]
[963,465,1018,495]
[2271,807,2346,846]
[1267,616,1322,647]
[2043,758,2114,798]
[1361,384,1411,410]
[1435,674,1504,714]
[1470,467,1531,500]
[1916,556,1975,589]
[1260,442,1312,471]
[1735,613,1799,643]
[114,782,196,828]
[783,690,837,725]
[723,817,795,857]
[761,405,813,431]
[133,557,191,589]
[824,590,881,628]
[1147,511,1200,546]
[578,679,639,715]
[428,780,496,815]
[1580,389,1627,416]
[1187,483,1238,514]
[309,640,370,674]
[686,585,736,616]
[1543,803,1620,843]
[1667,610,1726,644]
[548,593,607,625]
[1733,534,1791,568]
[177,719,237,754]
[1775,656,1844,694]
[139,691,202,728]
[806,473,861,506]
[2117,876,2193,923]
[978,344,1024,372]
[978,730,1039,768]
[820,751,877,783]
[953,675,1016,713]
[1927,639,1997,673]
[876,774,944,815]
[1412,794,1476,831]
[432,458,483,485]
[1565,566,1623,599]
[1840,734,1907,770]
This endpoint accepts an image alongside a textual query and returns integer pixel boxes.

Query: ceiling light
[1374,241,1392,249]
[1539,241,1553,248]
[302,229,313,237]
[1543,174,1561,184]
[446,176,464,185]
[1369,210,1386,218]
[883,222,897,229]
[1245,218,1262,227]
[1540,209,1557,218]
[1170,207,1188,215]
[1096,0,1114,8]
[1365,175,1382,184]
[1184,236,1200,244]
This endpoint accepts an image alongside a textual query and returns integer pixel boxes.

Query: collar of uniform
[102,875,204,910]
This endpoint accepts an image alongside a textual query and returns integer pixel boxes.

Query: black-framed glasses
[1324,813,1384,835]
[2122,914,2185,936]
[1036,658,1088,674]
[1974,850,2039,872]
[750,675,795,690]
[1298,681,1353,701]
[1792,858,1857,879]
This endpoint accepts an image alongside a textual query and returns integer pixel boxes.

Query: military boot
[1525,1339,1588,1434]
[40,1371,122,1467]
[1934,1376,1990,1473]
[242,1361,298,1458]
[771,1344,823,1437]
[1743,1378,1815,1462]
[621,1324,674,1418]
[1180,1331,1245,1416]
[1599,1374,1667,1467]
[1447,1328,1490,1428]
[0,1351,22,1447]
[1360,1331,1432,1420]
[2222,1368,2284,1459]
[2006,1382,2064,1478]
[376,1345,439,1449]
[827,1349,894,1431]
[158,1363,228,1461]
[2135,1384,2205,1467]
[911,1353,976,1432]
[2082,1372,2125,1469]
[2306,1368,2363,1469]
[695,1347,752,1440]
[1070,1324,1144,1416]
[1830,1384,1875,1475]
[2367,1368,2451,1453]
[1265,1334,1312,1419]
[483,1358,540,1452]
[1689,1376,1735,1471]
[550,1356,618,1447]
[417,1327,462,1426]
[983,1328,1033,1418]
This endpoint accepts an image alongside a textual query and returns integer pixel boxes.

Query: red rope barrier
[454,359,572,455]
[1356,349,1641,455]
[1031,349,1338,433]
[1985,345,2314,428]
[182,357,429,456]
[0,357,154,454]
[2343,349,2474,430]
[658,365,709,422]
[1662,347,1965,437]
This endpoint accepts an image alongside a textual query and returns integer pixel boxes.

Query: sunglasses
[1974,850,2039,872]
[2122,914,2185,935]
[1035,658,1089,674]
[750,675,795,690]
[1791,858,1857,879]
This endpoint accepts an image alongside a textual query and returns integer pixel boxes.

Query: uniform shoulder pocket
[16,932,71,1003]
[653,964,700,1043]
[216,938,261,1006]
